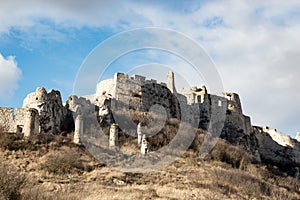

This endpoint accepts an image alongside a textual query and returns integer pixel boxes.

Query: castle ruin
[1,71,300,169]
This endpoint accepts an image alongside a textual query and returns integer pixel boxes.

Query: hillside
[0,130,299,200]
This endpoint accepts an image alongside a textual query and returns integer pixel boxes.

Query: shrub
[207,139,253,169]
[0,163,25,200]
[0,132,24,151]
[42,150,84,175]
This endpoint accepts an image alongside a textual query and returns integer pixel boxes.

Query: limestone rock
[23,87,67,134]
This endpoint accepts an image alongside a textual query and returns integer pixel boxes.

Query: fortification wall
[225,92,243,114]
[224,93,251,135]
[140,82,180,119]
[194,92,252,135]
[0,107,39,135]
[198,94,228,131]
[244,115,252,135]
[0,108,15,132]
[114,73,157,102]
[66,95,95,115]
[108,73,171,110]
[15,108,29,128]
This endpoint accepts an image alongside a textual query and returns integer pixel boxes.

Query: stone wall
[0,107,39,135]
[97,73,167,108]
[66,95,95,116]
[94,72,252,137]
[140,82,180,119]
[0,108,15,132]
[217,92,251,136]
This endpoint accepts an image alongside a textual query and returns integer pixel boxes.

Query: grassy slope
[0,132,300,200]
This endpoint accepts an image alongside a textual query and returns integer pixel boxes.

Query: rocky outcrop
[23,87,67,134]
[220,124,300,175]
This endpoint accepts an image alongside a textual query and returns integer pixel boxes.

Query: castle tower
[167,71,176,93]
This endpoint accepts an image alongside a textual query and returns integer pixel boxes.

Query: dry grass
[1,122,300,199]
[41,150,84,175]
[0,131,75,151]
[21,185,86,200]
[207,139,253,169]
[0,163,25,200]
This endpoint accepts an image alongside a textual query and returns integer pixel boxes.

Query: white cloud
[0,0,300,135]
[0,54,22,98]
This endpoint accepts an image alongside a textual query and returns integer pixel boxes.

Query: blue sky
[0,0,300,137]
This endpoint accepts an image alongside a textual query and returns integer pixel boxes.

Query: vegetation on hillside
[0,125,300,199]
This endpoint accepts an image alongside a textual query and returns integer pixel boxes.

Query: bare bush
[0,132,24,151]
[207,139,253,169]
[0,163,25,200]
[42,150,84,175]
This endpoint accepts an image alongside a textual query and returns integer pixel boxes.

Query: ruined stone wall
[111,73,166,102]
[192,92,252,136]
[140,82,181,119]
[198,94,211,130]
[66,95,95,115]
[197,94,228,131]
[101,73,174,115]
[225,111,250,135]
[0,107,39,135]
[244,115,252,135]
[225,92,243,114]
[14,108,30,127]
[217,92,252,135]
[0,108,15,132]
[66,95,100,137]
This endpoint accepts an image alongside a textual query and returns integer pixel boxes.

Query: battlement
[96,72,171,105]
[116,72,166,85]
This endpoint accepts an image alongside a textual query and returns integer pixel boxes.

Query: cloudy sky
[0,0,299,137]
